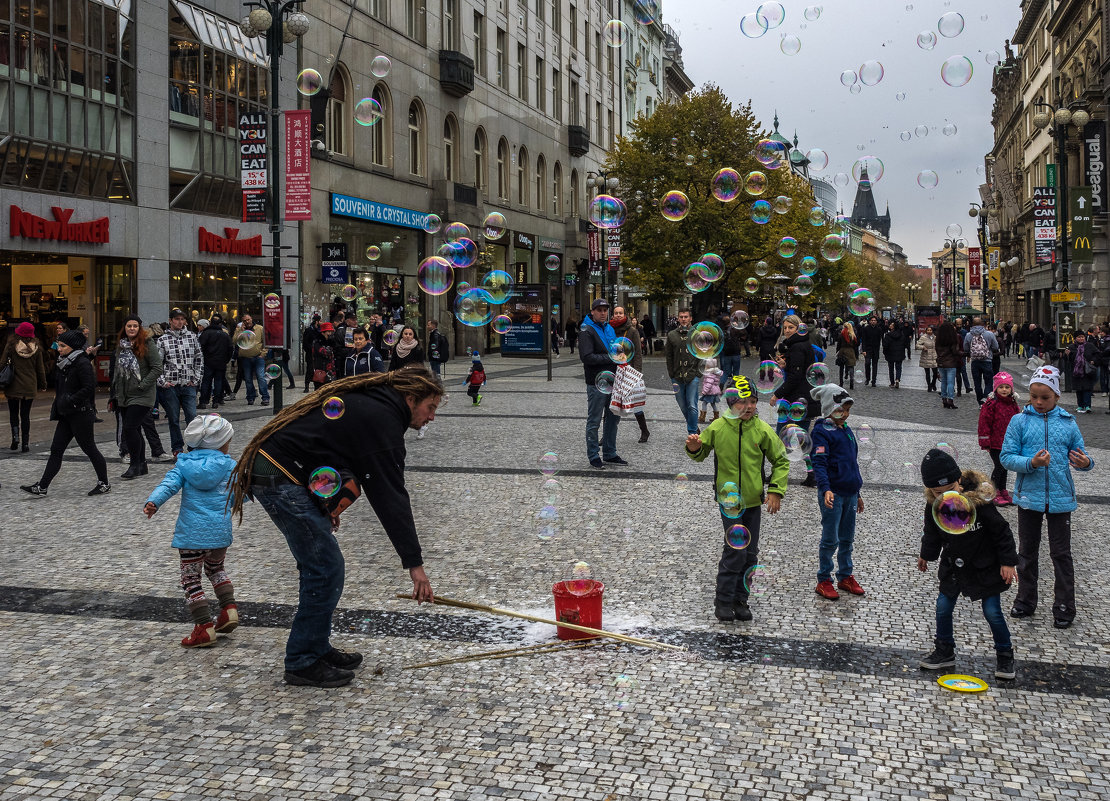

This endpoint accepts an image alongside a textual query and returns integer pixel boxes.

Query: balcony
[438,51,475,97]
[568,124,589,157]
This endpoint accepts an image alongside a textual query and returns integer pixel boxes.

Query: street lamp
[968,202,990,314]
[943,238,967,318]
[585,170,620,308]
[901,282,921,310]
[239,0,311,413]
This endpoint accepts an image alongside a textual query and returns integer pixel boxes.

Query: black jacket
[256,385,423,568]
[50,353,97,420]
[1068,339,1101,392]
[882,328,908,362]
[579,322,616,386]
[199,325,233,371]
[389,344,425,371]
[774,332,817,413]
[859,322,884,354]
[757,323,779,361]
[920,482,1018,601]
[302,323,320,354]
[346,344,385,375]
[427,330,450,363]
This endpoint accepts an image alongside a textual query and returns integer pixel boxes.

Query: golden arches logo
[1075,236,1092,249]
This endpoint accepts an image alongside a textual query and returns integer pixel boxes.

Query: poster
[239,112,267,223]
[284,110,312,221]
[968,247,981,290]
[500,284,546,356]
[263,292,284,348]
[1033,186,1056,265]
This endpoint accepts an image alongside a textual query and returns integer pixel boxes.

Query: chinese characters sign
[284,110,312,221]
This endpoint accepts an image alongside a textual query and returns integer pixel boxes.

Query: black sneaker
[1009,607,1033,619]
[603,455,628,465]
[801,473,817,488]
[260,399,270,406]
[918,640,956,670]
[284,658,355,688]
[734,602,753,622]
[589,458,605,469]
[87,481,111,496]
[995,648,1016,680]
[714,603,736,622]
[1053,618,1073,629]
[19,483,47,497]
[322,647,363,670]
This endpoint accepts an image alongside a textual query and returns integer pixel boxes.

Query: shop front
[167,225,275,326]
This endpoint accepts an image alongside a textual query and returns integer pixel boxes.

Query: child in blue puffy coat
[144,414,239,648]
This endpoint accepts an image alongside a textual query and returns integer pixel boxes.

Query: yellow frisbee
[937,674,990,693]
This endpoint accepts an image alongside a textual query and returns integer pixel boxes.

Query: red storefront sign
[263,292,284,348]
[282,269,298,284]
[198,226,263,257]
[10,205,110,243]
[968,247,982,290]
[284,110,312,221]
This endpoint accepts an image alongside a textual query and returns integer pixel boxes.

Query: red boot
[181,623,217,648]
[214,604,239,634]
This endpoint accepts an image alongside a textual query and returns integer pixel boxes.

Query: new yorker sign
[9,205,110,244]
[198,226,264,257]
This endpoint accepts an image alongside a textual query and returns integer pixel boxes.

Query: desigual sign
[198,227,264,257]
[10,205,110,243]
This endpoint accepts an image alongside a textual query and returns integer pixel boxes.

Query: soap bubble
[712,168,742,202]
[780,34,801,56]
[848,288,876,316]
[370,55,392,77]
[308,466,342,498]
[833,172,850,187]
[688,322,724,359]
[608,337,635,364]
[603,19,627,46]
[789,401,807,422]
[480,270,515,304]
[684,153,696,166]
[632,0,658,25]
[755,360,785,394]
[755,260,770,276]
[660,190,690,221]
[683,263,711,293]
[780,424,812,461]
[422,213,442,235]
[778,237,799,258]
[443,221,471,242]
[850,84,862,95]
[804,5,822,21]
[807,363,831,387]
[756,2,786,29]
[775,399,791,423]
[800,256,819,277]
[340,284,359,302]
[538,451,559,476]
[917,170,940,189]
[852,155,885,184]
[417,257,453,295]
[751,200,772,224]
[745,171,767,196]
[858,60,884,86]
[744,277,760,294]
[544,254,561,272]
[595,371,616,394]
[265,364,282,380]
[840,69,858,87]
[938,11,964,37]
[808,206,826,226]
[915,124,929,138]
[726,524,752,550]
[365,245,381,261]
[773,195,793,214]
[297,69,323,96]
[945,223,963,238]
[235,329,257,350]
[917,30,937,50]
[740,11,769,38]
[353,97,383,126]
[941,56,973,87]
[589,195,627,228]
[675,472,689,492]
[856,423,875,445]
[482,212,507,239]
[492,315,512,335]
[806,149,829,171]
[793,276,814,296]
[932,491,976,534]
[821,235,846,262]
[744,565,772,598]
[942,123,958,137]
[985,50,1002,66]
[454,287,494,327]
[896,91,907,102]
[700,253,725,281]
[936,441,959,460]
[754,139,786,169]
[730,310,750,330]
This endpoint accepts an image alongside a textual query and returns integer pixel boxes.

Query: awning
[171,0,269,67]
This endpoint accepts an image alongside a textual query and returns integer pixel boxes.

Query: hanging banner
[1033,186,1056,265]
[240,112,268,223]
[321,242,349,284]
[931,277,939,302]
[587,229,601,271]
[1069,186,1094,264]
[263,292,284,348]
[284,110,312,221]
[1083,120,1106,213]
[968,247,981,290]
[988,268,1001,291]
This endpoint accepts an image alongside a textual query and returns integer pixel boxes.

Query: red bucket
[552,579,604,640]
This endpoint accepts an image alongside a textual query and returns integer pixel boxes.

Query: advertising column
[239,113,268,223]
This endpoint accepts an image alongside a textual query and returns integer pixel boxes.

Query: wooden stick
[394,593,684,651]
[404,639,602,670]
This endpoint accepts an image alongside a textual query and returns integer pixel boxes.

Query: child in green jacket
[686,374,789,623]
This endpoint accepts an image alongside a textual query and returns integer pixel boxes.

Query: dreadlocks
[228,365,443,523]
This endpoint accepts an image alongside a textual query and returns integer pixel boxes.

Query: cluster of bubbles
[536,452,560,541]
[297,56,391,126]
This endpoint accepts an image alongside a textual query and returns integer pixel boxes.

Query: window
[552,162,562,215]
[536,57,545,113]
[595,100,602,142]
[570,79,580,125]
[536,156,546,212]
[517,44,528,102]
[497,137,509,199]
[368,0,383,20]
[645,97,652,118]
[474,127,487,194]
[443,0,458,49]
[408,101,425,176]
[496,28,508,89]
[517,146,528,205]
[553,69,562,121]
[552,0,561,37]
[583,16,590,67]
[326,65,350,155]
[570,169,580,216]
[406,0,425,44]
[570,4,577,50]
[473,12,486,77]
[608,109,615,148]
[371,84,391,166]
[443,115,458,181]
[536,0,545,25]
[585,91,591,133]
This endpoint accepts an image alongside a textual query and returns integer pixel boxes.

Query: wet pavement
[1,352,1108,800]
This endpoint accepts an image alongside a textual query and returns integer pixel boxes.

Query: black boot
[995,648,1016,680]
[918,639,956,670]
[121,462,145,480]
[636,414,650,444]
[9,426,18,451]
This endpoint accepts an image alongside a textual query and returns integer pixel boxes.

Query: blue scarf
[581,317,617,352]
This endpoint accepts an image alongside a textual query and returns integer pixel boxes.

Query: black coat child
[920,472,1019,601]
[51,352,98,420]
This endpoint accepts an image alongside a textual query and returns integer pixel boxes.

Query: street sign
[1050,291,1082,303]
[1056,310,1076,348]
[1046,164,1057,187]
[1069,187,1094,263]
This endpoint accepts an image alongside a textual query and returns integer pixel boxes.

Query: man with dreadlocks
[229,365,441,688]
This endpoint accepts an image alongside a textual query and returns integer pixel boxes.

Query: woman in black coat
[882,321,908,388]
[388,326,426,371]
[1068,331,1101,412]
[20,330,110,497]
[772,314,818,486]
[757,317,780,362]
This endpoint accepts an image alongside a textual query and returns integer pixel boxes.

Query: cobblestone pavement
[1,354,1108,800]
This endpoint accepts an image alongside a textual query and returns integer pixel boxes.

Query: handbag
[312,368,327,383]
[609,365,647,415]
[0,360,12,389]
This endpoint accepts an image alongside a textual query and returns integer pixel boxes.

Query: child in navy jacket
[809,384,865,600]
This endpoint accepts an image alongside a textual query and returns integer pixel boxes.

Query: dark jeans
[157,384,198,453]
[254,483,345,671]
[231,359,243,394]
[838,363,855,388]
[923,367,938,391]
[115,408,163,457]
[935,592,1011,651]
[970,359,995,403]
[715,505,762,606]
[886,359,903,385]
[39,411,108,489]
[7,397,32,443]
[956,361,971,393]
[429,360,444,378]
[862,351,880,385]
[1076,389,1093,408]
[302,351,314,390]
[585,384,620,461]
[199,365,228,406]
[721,355,743,381]
[988,448,1007,493]
[120,404,153,464]
[1015,507,1074,621]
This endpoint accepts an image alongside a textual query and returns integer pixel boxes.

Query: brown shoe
[698,410,706,423]
[815,580,840,600]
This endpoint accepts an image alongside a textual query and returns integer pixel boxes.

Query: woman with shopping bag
[611,306,650,443]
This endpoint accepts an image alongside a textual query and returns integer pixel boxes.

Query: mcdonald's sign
[1070,187,1094,263]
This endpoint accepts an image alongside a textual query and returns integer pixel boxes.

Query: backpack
[969,331,991,360]
[469,366,486,385]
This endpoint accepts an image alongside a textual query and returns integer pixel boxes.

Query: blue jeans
[672,378,701,434]
[935,591,1011,651]
[585,384,620,461]
[970,359,994,402]
[938,367,956,400]
[721,355,742,382]
[240,356,269,403]
[157,384,198,454]
[429,360,444,378]
[818,493,857,582]
[956,361,971,392]
[255,483,346,671]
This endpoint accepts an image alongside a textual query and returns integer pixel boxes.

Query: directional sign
[1070,187,1094,263]
[1050,291,1082,303]
[1057,310,1076,348]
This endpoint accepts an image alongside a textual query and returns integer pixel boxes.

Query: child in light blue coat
[145,414,238,648]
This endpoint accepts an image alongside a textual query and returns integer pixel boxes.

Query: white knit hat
[183,414,234,450]
[1030,365,1061,397]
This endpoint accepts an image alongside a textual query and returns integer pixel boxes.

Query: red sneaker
[181,623,217,648]
[214,603,239,634]
[837,576,866,596]
[815,580,840,600]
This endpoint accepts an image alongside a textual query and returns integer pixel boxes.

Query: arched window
[497,137,509,200]
[326,65,350,155]
[552,162,562,216]
[408,100,425,177]
[516,146,528,205]
[371,84,391,166]
[443,115,459,181]
[570,169,580,217]
[474,127,487,194]
[536,155,546,212]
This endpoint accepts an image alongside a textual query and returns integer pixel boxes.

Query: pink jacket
[700,368,723,397]
[978,394,1020,450]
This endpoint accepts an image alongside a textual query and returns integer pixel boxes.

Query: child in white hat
[144,414,239,648]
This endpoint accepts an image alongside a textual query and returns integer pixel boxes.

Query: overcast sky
[665,0,1023,266]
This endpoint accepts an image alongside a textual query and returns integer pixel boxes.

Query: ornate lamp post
[585,171,621,308]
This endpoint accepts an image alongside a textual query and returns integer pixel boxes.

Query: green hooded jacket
[686,413,790,508]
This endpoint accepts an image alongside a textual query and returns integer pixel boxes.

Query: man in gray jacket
[665,309,701,435]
